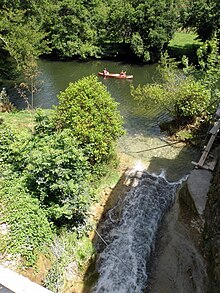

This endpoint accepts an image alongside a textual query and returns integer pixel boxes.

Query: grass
[0,109,53,136]
[168,31,202,63]
[169,31,202,48]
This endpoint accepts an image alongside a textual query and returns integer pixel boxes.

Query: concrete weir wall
[0,266,53,293]
[179,168,213,218]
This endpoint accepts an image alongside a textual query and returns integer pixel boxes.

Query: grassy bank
[0,109,52,135]
[168,31,202,62]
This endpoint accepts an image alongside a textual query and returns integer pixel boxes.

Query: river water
[9,59,200,292]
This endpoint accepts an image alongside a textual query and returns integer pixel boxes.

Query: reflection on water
[8,59,199,179]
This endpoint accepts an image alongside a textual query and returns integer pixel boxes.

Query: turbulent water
[93,168,181,293]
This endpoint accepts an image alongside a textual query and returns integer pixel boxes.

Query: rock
[179,169,212,217]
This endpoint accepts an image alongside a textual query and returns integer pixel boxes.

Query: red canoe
[98,72,133,79]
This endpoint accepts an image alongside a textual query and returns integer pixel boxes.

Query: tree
[106,0,134,43]
[55,75,124,168]
[0,7,50,107]
[129,0,179,62]
[187,0,220,42]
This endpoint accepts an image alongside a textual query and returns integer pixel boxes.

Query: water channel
[10,59,200,292]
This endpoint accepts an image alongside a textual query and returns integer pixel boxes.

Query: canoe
[98,72,133,79]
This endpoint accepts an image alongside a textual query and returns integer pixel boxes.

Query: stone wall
[202,160,220,293]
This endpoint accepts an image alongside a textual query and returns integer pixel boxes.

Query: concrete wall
[0,266,53,293]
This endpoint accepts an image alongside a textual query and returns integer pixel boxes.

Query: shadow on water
[81,141,199,292]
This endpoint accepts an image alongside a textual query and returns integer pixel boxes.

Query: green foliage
[0,0,192,65]
[0,9,49,70]
[131,51,213,124]
[106,0,134,43]
[0,7,50,107]
[44,230,94,292]
[175,78,211,120]
[44,0,101,59]
[0,88,16,112]
[186,0,220,42]
[1,110,95,226]
[0,176,54,266]
[0,120,20,174]
[34,109,57,136]
[24,129,94,224]
[197,38,220,92]
[0,120,16,158]
[131,32,145,58]
[0,109,98,272]
[55,75,124,168]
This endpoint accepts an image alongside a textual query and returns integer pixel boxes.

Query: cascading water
[93,168,181,293]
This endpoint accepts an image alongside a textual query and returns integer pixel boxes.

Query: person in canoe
[103,68,109,76]
[120,70,126,77]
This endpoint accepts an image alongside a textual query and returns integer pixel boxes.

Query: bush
[175,78,211,121]
[0,176,54,266]
[24,129,94,225]
[55,75,124,167]
[0,88,16,113]
[0,121,16,163]
[131,52,213,124]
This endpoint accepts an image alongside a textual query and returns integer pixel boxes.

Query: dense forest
[0,0,220,81]
[1,0,220,292]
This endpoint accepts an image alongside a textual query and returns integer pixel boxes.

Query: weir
[92,168,180,293]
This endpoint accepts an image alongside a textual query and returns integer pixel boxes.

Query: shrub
[0,176,54,266]
[24,129,94,225]
[0,121,16,163]
[175,78,211,120]
[131,52,213,124]
[55,75,124,167]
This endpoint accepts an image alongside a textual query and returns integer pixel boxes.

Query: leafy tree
[129,0,179,61]
[55,75,124,168]
[186,0,220,42]
[0,6,50,107]
[106,0,134,43]
[44,0,101,59]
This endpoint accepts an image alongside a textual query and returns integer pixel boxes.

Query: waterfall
[93,169,180,293]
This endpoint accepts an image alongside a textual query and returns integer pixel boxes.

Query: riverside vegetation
[0,76,124,291]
